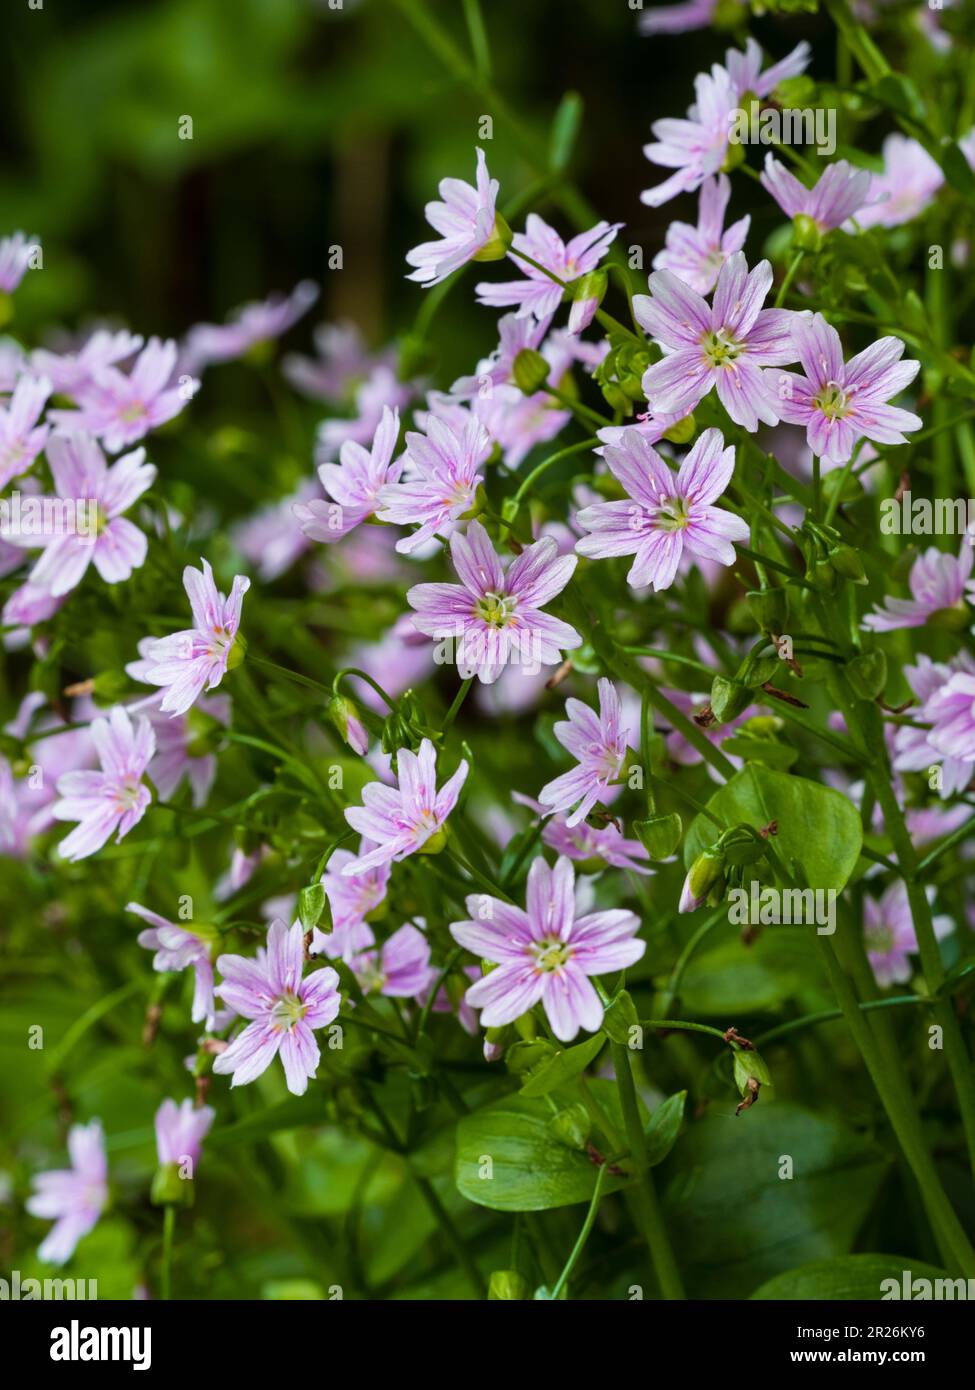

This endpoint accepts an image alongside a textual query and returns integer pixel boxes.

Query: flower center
[119,401,147,423]
[531,938,573,973]
[700,329,741,369]
[813,381,851,420]
[270,991,307,1031]
[656,495,692,532]
[865,923,894,955]
[475,590,515,627]
[113,778,144,813]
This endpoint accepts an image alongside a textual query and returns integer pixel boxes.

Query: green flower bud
[813,556,837,592]
[298,882,326,932]
[746,587,788,632]
[846,649,887,701]
[710,675,752,723]
[791,213,823,254]
[633,811,683,861]
[718,825,768,867]
[686,846,726,902]
[489,1270,531,1300]
[828,544,867,584]
[570,268,608,306]
[151,1162,193,1208]
[733,1048,773,1098]
[599,381,632,414]
[512,348,551,395]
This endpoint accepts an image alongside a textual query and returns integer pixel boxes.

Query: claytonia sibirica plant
[10,0,975,1314]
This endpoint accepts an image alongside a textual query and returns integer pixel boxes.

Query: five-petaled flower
[53,705,155,861]
[127,558,249,716]
[342,738,469,876]
[26,1120,108,1265]
[213,919,342,1095]
[407,519,581,683]
[575,426,747,591]
[539,678,632,826]
[450,855,645,1042]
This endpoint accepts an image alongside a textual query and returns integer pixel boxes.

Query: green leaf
[455,1091,630,1211]
[645,1090,686,1167]
[751,1255,950,1300]
[519,1032,606,1097]
[662,1102,887,1297]
[549,91,583,172]
[684,764,862,892]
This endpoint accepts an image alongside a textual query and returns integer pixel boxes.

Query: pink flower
[316,365,413,459]
[854,135,944,229]
[4,432,156,597]
[407,520,581,684]
[213,919,342,1095]
[723,37,811,101]
[450,312,547,399]
[296,404,402,543]
[406,148,503,286]
[539,679,631,826]
[50,337,197,453]
[864,544,973,632]
[126,558,249,717]
[768,313,921,465]
[342,738,469,876]
[130,902,217,1028]
[231,480,318,581]
[130,692,230,807]
[641,64,738,209]
[0,231,39,293]
[450,855,645,1042]
[32,329,143,398]
[0,695,94,855]
[377,410,491,553]
[26,1120,108,1265]
[183,281,318,373]
[542,815,652,874]
[575,427,747,591]
[761,154,874,233]
[283,321,387,403]
[893,655,974,797]
[0,373,51,487]
[864,881,952,986]
[652,175,750,295]
[154,1098,215,1169]
[53,705,155,860]
[475,216,621,331]
[351,923,435,997]
[636,253,796,429]
[925,669,975,765]
[638,0,738,34]
[310,840,390,961]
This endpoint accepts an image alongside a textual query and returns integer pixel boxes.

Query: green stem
[161,1204,175,1300]
[611,1041,685,1299]
[775,250,805,309]
[442,676,474,731]
[547,1161,611,1300]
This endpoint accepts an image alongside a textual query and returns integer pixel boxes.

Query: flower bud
[512,348,551,395]
[791,213,823,254]
[710,674,752,723]
[327,694,368,755]
[828,544,867,584]
[746,587,787,633]
[416,825,448,856]
[846,649,887,701]
[685,846,726,904]
[151,1162,193,1208]
[633,811,683,860]
[489,1270,531,1300]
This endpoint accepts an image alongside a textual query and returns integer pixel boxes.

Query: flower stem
[160,1204,175,1300]
[547,1161,611,1299]
[610,1040,685,1299]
